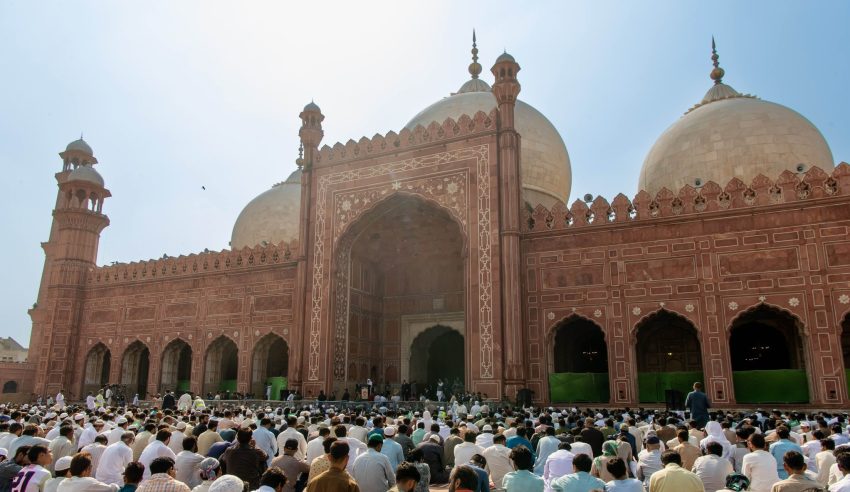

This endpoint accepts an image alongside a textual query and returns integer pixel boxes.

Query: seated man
[770,450,824,492]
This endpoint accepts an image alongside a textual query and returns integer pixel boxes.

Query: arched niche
[204,336,238,396]
[548,316,609,403]
[120,341,150,399]
[251,333,288,399]
[634,309,703,404]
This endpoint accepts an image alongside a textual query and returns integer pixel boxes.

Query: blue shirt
[502,469,544,492]
[506,436,536,461]
[550,471,607,492]
[769,439,803,479]
[380,437,405,471]
[468,464,489,492]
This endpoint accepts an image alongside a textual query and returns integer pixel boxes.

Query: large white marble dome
[231,169,301,249]
[406,45,571,208]
[639,49,833,195]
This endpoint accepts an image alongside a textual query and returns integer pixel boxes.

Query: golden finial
[295,142,304,168]
[468,29,482,79]
[710,36,725,85]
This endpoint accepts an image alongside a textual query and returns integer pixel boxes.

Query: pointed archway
[333,194,466,393]
[635,310,703,404]
[204,336,238,395]
[409,325,465,392]
[82,343,111,397]
[120,341,150,399]
[252,334,289,399]
[729,305,808,403]
[160,339,192,395]
[548,316,609,403]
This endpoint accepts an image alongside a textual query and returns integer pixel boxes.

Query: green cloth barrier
[549,373,609,402]
[176,380,190,392]
[219,379,237,392]
[733,370,809,403]
[638,371,703,403]
[267,377,288,400]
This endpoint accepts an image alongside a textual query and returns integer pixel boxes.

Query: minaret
[291,102,324,394]
[491,52,527,395]
[29,138,111,397]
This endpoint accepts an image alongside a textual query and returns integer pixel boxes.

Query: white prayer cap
[54,456,73,472]
[384,426,396,436]
[0,448,8,458]
[116,417,128,424]
[208,474,246,492]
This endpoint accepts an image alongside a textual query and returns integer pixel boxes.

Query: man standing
[579,418,604,457]
[351,435,395,492]
[162,391,176,411]
[276,417,307,461]
[684,382,710,428]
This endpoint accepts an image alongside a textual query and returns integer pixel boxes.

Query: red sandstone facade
[26,55,850,407]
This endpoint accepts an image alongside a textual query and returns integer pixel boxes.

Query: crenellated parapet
[523,163,850,233]
[314,110,499,166]
[88,240,298,285]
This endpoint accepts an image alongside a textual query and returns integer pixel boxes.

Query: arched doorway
[160,339,192,395]
[635,310,703,404]
[729,305,808,403]
[120,341,150,400]
[548,316,609,402]
[409,325,465,393]
[252,334,288,399]
[204,336,238,396]
[2,381,17,393]
[82,343,111,397]
[334,195,466,394]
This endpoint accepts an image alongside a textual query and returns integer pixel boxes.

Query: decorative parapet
[88,240,298,285]
[314,110,498,166]
[523,163,850,233]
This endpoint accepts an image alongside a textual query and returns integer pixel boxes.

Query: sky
[1,1,848,347]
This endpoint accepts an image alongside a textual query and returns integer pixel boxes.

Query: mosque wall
[68,243,298,400]
[522,164,850,407]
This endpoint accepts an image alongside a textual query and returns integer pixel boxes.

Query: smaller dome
[231,178,301,250]
[457,78,491,94]
[303,101,321,112]
[67,165,104,187]
[65,138,93,155]
[495,52,516,63]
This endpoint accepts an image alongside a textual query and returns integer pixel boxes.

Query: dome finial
[296,142,304,169]
[468,29,482,79]
[710,36,725,85]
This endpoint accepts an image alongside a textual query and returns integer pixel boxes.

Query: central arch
[251,334,289,399]
[160,339,192,394]
[82,343,111,397]
[409,325,465,391]
[635,310,704,404]
[332,194,467,395]
[729,305,808,403]
[204,336,238,395]
[120,341,150,399]
[548,316,609,403]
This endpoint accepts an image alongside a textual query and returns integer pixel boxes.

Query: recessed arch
[332,193,467,394]
[160,338,192,395]
[2,381,18,393]
[82,343,111,397]
[841,313,850,397]
[409,325,465,389]
[251,333,288,399]
[548,315,609,403]
[729,304,809,403]
[634,309,703,404]
[120,341,150,399]
[204,335,238,395]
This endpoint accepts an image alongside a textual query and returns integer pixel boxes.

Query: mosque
[14,36,850,408]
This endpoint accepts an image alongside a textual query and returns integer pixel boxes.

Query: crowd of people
[0,383,849,491]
